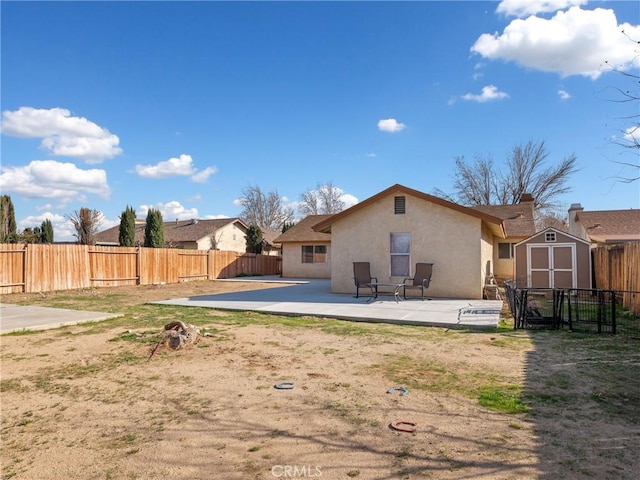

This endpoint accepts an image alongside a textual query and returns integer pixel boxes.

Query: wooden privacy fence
[592,241,640,314]
[0,244,281,294]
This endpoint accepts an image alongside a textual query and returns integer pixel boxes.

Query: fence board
[0,244,282,294]
[593,241,640,314]
[0,244,27,294]
[89,246,139,287]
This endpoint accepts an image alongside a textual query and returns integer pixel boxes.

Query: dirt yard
[1,281,638,479]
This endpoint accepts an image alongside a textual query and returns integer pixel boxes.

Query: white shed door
[527,244,576,289]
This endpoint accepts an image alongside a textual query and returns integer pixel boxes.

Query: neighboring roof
[470,203,536,238]
[274,215,333,243]
[260,228,282,247]
[576,209,640,243]
[94,218,248,245]
[311,184,507,238]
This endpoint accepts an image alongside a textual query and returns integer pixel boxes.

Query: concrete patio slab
[154,278,503,329]
[0,303,123,335]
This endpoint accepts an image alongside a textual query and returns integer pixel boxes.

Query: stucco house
[95,218,250,252]
[274,214,332,278]
[568,204,640,245]
[276,184,536,299]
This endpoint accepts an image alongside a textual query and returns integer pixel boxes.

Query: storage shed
[514,227,592,289]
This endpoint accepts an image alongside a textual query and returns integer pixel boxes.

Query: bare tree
[299,181,346,216]
[435,140,578,211]
[238,185,294,231]
[601,31,639,183]
[66,207,103,245]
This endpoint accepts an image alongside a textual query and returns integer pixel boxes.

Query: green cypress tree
[144,208,164,248]
[118,205,136,247]
[0,195,18,243]
[41,219,54,243]
[245,224,264,254]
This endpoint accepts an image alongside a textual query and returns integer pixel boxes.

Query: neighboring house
[260,228,283,256]
[273,215,332,278]
[470,194,537,282]
[279,184,538,299]
[568,204,640,245]
[94,218,249,252]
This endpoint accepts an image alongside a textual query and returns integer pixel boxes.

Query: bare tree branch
[238,185,294,231]
[299,181,346,216]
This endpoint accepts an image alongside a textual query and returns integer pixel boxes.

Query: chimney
[568,203,585,239]
[518,193,534,204]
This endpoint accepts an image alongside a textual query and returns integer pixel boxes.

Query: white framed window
[545,232,557,242]
[390,232,410,276]
[302,245,327,264]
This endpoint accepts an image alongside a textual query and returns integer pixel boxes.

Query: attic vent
[394,196,406,215]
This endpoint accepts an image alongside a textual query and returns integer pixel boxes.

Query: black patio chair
[403,263,434,300]
[353,262,377,298]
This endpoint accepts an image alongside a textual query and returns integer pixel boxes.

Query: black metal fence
[504,282,640,339]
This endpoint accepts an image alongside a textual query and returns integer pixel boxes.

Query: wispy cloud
[0,107,122,163]
[558,89,571,100]
[461,85,509,103]
[135,154,217,183]
[377,118,406,133]
[138,200,199,221]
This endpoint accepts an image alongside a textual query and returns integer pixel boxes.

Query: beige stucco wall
[480,224,495,286]
[281,242,331,278]
[211,224,247,252]
[493,238,524,282]
[330,194,486,299]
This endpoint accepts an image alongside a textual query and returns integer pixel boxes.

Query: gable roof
[515,226,591,247]
[470,203,536,238]
[94,218,248,245]
[311,184,507,238]
[274,215,333,243]
[575,209,640,243]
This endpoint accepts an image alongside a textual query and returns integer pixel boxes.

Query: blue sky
[1,0,639,242]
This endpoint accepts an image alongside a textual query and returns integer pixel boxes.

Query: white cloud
[138,200,199,221]
[0,160,110,201]
[135,154,196,178]
[558,89,571,100]
[472,7,640,79]
[461,85,510,102]
[191,166,218,183]
[377,118,406,133]
[135,154,217,182]
[365,153,377,158]
[340,193,359,208]
[0,107,122,163]
[623,125,639,144]
[496,0,586,17]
